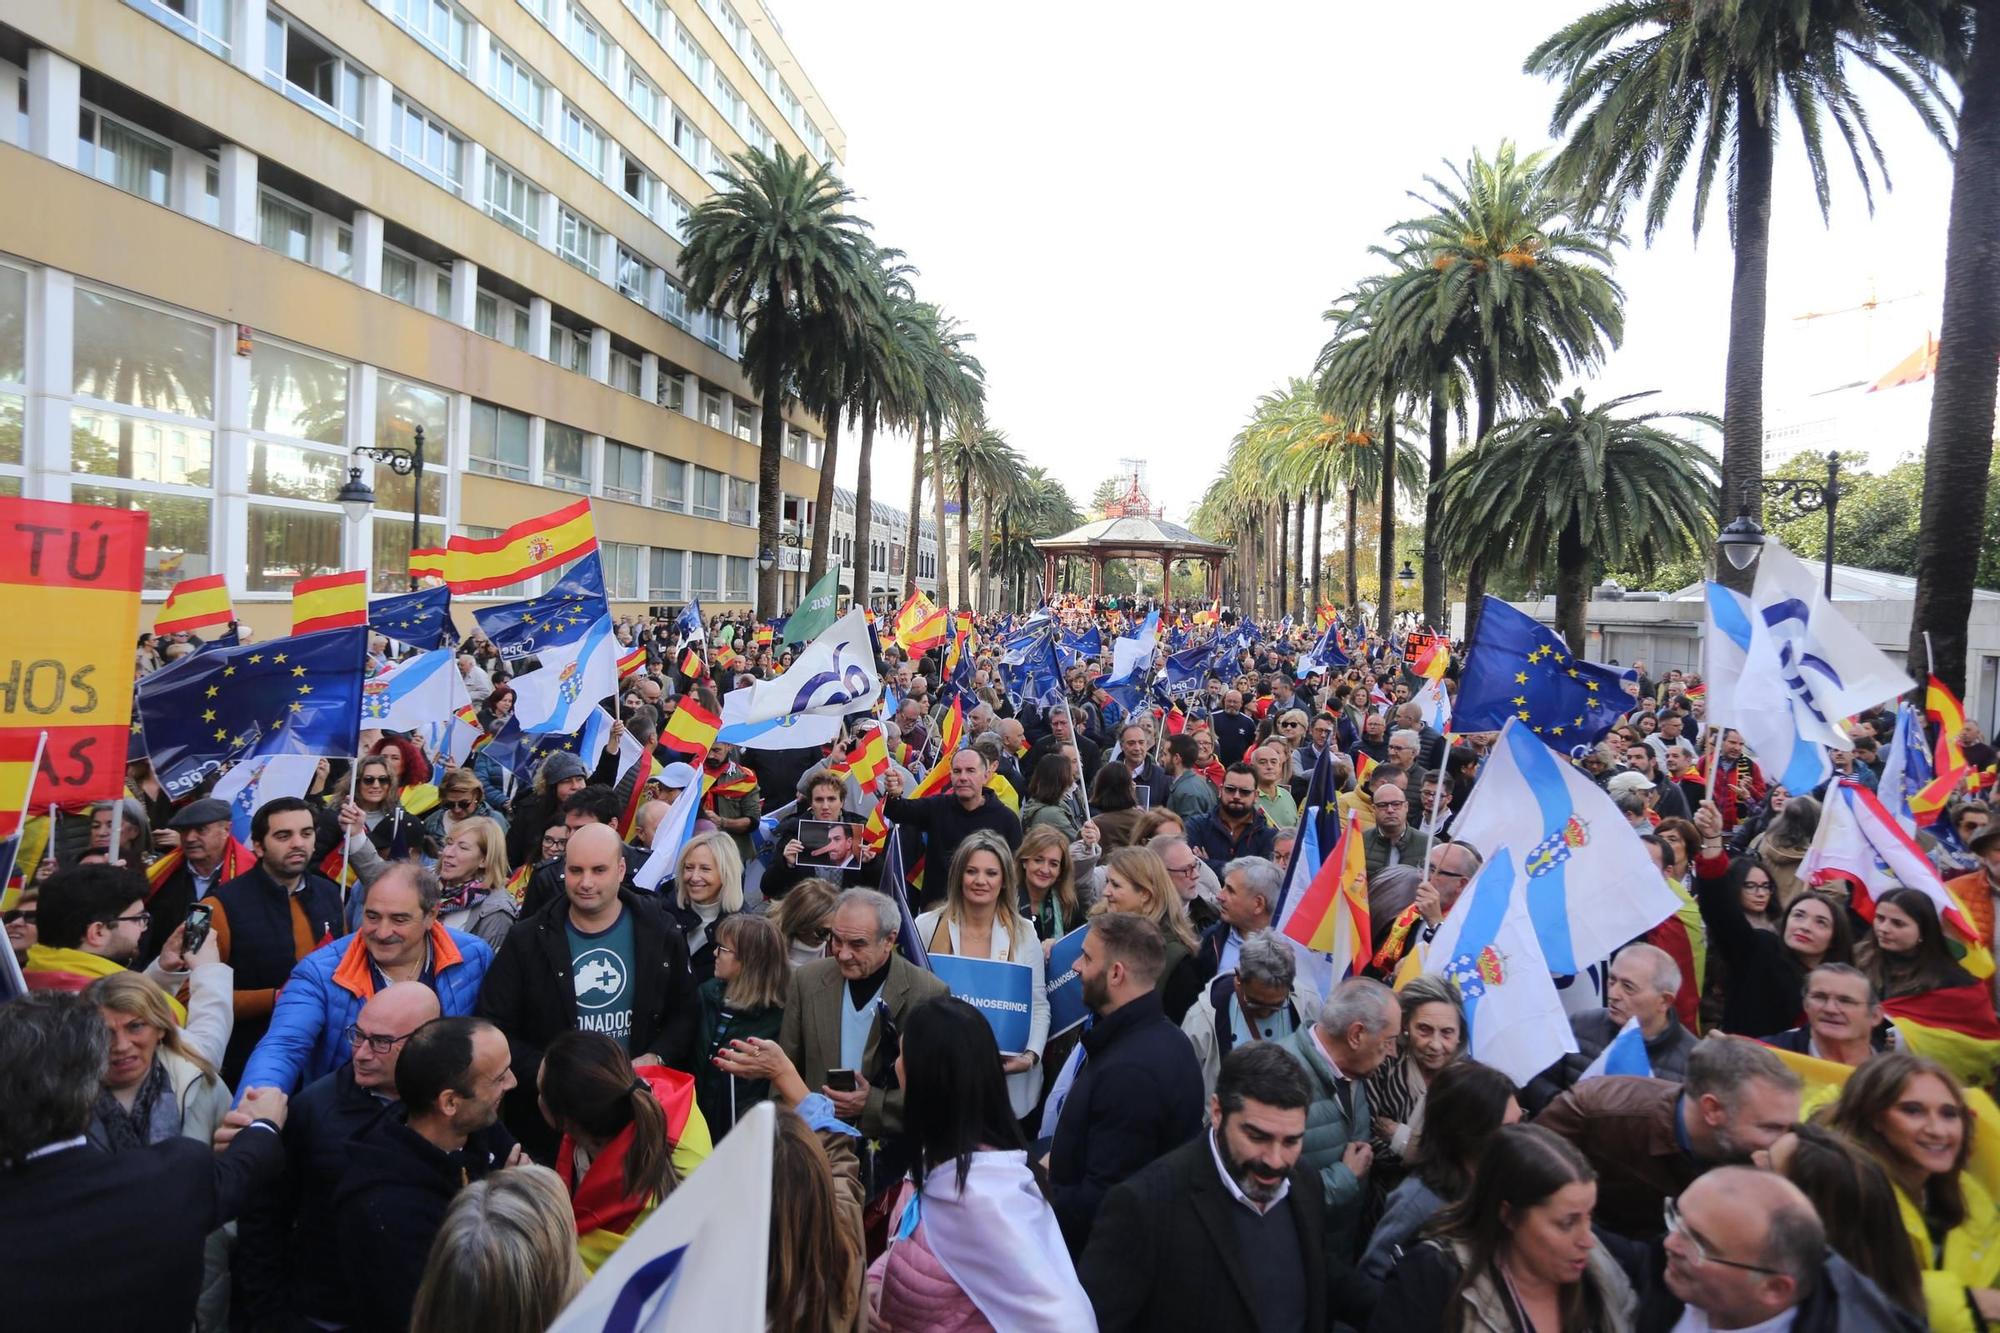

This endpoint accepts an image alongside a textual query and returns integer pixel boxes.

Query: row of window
[463,399,753,524]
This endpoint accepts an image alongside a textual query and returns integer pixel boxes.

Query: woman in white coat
[915,830,1050,1121]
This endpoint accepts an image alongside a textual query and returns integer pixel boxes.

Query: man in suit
[0,993,290,1333]
[1113,720,1170,810]
[1079,1042,1377,1333]
[778,886,947,1145]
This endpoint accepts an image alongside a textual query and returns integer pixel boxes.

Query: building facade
[0,0,841,637]
[821,484,936,611]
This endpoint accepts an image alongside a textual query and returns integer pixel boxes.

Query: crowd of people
[6,592,2000,1332]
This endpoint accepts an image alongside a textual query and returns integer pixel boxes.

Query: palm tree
[1527,2,1954,590]
[1908,1,1994,697]
[841,249,921,608]
[1436,390,1719,652]
[938,419,1013,611]
[679,146,870,617]
[973,442,1025,612]
[973,466,1082,610]
[902,307,984,604]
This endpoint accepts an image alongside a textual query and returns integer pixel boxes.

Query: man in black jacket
[479,824,700,1154]
[1024,705,1102,789]
[880,748,1023,906]
[1080,1043,1377,1333]
[1048,912,1205,1255]
[333,1017,520,1333]
[0,994,290,1333]
[518,784,651,919]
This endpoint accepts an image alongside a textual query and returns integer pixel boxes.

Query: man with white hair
[1275,977,1400,1257]
[1523,942,1698,1111]
[1181,928,1320,1097]
[1197,856,1282,980]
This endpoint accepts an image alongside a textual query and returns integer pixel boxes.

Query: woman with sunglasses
[422,769,510,846]
[370,734,439,821]
[771,878,838,969]
[5,886,36,966]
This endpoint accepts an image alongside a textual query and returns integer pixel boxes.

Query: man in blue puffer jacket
[236,862,492,1097]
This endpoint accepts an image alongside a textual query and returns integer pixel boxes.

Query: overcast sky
[772,0,1958,525]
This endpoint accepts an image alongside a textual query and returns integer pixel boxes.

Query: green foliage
[1770,453,2000,592]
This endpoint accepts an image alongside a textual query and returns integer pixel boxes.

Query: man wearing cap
[1606,770,1659,827]
[1946,821,2000,960]
[138,797,250,968]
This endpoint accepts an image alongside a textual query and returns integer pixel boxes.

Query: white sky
[772,0,1959,524]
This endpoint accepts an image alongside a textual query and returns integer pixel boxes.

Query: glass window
[333,225,353,279]
[700,388,723,430]
[503,300,529,351]
[77,108,171,205]
[489,44,545,126]
[652,456,685,509]
[726,476,754,525]
[603,440,643,500]
[133,0,235,59]
[372,518,448,593]
[73,289,215,420]
[389,0,468,68]
[726,555,751,600]
[709,71,742,126]
[71,409,215,485]
[625,68,659,123]
[468,400,530,479]
[248,340,346,444]
[655,368,686,412]
[381,250,418,306]
[621,158,655,214]
[475,291,498,338]
[374,376,448,515]
[608,351,641,395]
[555,207,601,277]
[672,25,706,81]
[390,96,464,194]
[247,438,345,501]
[626,0,666,38]
[544,422,591,493]
[559,105,603,175]
[565,5,609,75]
[245,502,342,592]
[548,324,589,374]
[656,188,691,242]
[690,465,722,519]
[264,11,366,135]
[615,245,651,303]
[690,550,721,598]
[603,542,641,598]
[74,484,211,590]
[669,109,704,164]
[0,393,20,469]
[0,263,25,386]
[659,277,688,328]
[483,157,540,240]
[258,192,314,261]
[649,547,684,598]
[733,399,754,442]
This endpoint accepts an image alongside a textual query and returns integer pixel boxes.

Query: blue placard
[1044,925,1092,1039]
[927,954,1035,1054]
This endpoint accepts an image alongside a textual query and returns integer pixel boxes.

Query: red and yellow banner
[154,573,234,634]
[661,696,722,759]
[617,645,647,680]
[408,547,447,582]
[445,499,596,594]
[292,569,369,635]
[0,498,148,809]
[892,590,948,656]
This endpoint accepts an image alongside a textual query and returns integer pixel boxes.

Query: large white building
[820,485,937,610]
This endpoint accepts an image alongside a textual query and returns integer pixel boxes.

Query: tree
[679,146,869,617]
[902,307,983,601]
[938,420,1014,610]
[970,467,1083,611]
[1527,2,1955,593]
[1437,390,1718,653]
[840,249,921,608]
[1908,0,1997,696]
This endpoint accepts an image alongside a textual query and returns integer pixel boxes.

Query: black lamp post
[1715,451,1841,598]
[337,423,429,591]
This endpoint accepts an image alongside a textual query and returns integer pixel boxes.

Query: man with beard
[22,863,156,995]
[1185,764,1277,865]
[1079,1043,1373,1333]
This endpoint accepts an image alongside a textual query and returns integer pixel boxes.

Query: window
[483,157,540,240]
[565,5,610,76]
[333,225,353,278]
[608,350,641,395]
[264,10,366,135]
[555,207,601,276]
[544,422,591,493]
[726,555,751,600]
[132,0,234,59]
[690,551,721,598]
[71,407,214,487]
[732,399,754,443]
[0,264,23,481]
[548,322,590,374]
[654,368,685,412]
[749,41,777,95]
[625,68,659,124]
[700,388,723,430]
[726,476,754,525]
[559,105,605,176]
[672,25,707,82]
[389,0,468,69]
[475,292,497,337]
[374,377,448,516]
[488,43,546,127]
[659,277,688,328]
[615,245,652,303]
[709,71,742,127]
[248,340,347,445]
[656,188,691,242]
[604,441,643,500]
[77,108,171,205]
[500,297,529,351]
[603,542,642,598]
[372,518,447,594]
[625,0,667,39]
[649,546,684,598]
[246,503,343,592]
[389,96,465,194]
[77,485,212,590]
[745,115,774,157]
[380,249,418,306]
[258,192,313,261]
[73,288,215,423]
[703,0,746,52]
[468,401,531,479]
[621,158,656,214]
[690,465,722,519]
[651,457,685,509]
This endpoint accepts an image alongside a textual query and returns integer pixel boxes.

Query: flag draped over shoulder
[156,574,234,634]
[1452,598,1628,751]
[1883,987,2000,1087]
[445,498,596,594]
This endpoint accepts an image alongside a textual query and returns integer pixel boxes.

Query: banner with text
[928,953,1034,1054]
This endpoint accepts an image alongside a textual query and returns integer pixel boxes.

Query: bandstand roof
[1034,515,1230,561]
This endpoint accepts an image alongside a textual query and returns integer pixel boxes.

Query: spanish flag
[661,696,722,759]
[444,499,596,594]
[840,725,891,792]
[1353,752,1378,785]
[892,590,948,656]
[155,574,234,634]
[678,646,705,679]
[1883,985,2000,1088]
[1413,640,1449,681]
[561,1066,711,1273]
[617,644,647,680]
[292,570,369,635]
[1928,675,1974,791]
[1315,605,1337,633]
[754,623,774,648]
[408,548,447,582]
[618,753,665,838]
[1282,808,1370,977]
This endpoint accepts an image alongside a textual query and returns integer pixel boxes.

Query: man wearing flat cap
[137,797,250,968]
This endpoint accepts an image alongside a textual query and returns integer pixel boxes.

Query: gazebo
[1034,515,1230,608]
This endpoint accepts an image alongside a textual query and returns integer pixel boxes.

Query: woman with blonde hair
[1095,844,1202,1023]
[433,815,516,952]
[772,877,839,969]
[409,1165,584,1333]
[915,831,1051,1118]
[697,913,789,1134]
[666,829,743,983]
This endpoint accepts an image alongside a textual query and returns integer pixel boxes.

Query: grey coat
[1274,1023,1371,1258]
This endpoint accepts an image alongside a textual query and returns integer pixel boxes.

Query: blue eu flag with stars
[370,584,459,650]
[136,626,368,799]
[1453,597,1633,754]
[474,552,607,661]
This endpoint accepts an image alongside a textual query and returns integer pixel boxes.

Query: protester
[1525,944,1697,1111]
[1181,927,1319,1097]
[1016,823,1087,945]
[665,829,744,983]
[766,772,873,901]
[1021,752,1083,840]
[1275,976,1401,1258]
[429,814,518,951]
[408,1165,584,1333]
[1197,854,1281,979]
[137,797,243,966]
[1184,763,1277,864]
[1764,961,1893,1065]
[538,1030,711,1271]
[1364,972,1466,1192]
[868,997,1093,1331]
[1360,1059,1522,1281]
[765,1099,868,1333]
[4,882,36,965]
[881,747,1024,905]
[423,766,511,846]
[1163,734,1216,820]
[1764,1122,1927,1318]
[1367,1123,1636,1331]
[1094,844,1203,1022]
[22,862,156,996]
[1360,774,1424,877]
[695,913,789,1135]
[771,875,840,968]
[505,749,590,871]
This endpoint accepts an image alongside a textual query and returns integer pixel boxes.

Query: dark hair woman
[1866,889,2000,1089]
[1765,1121,1924,1316]
[536,1031,712,1273]
[1871,887,1979,1000]
[868,997,1094,1330]
[1085,762,1143,850]
[694,913,787,1136]
[1360,1060,1522,1282]
[1020,754,1081,842]
[1368,1124,1634,1333]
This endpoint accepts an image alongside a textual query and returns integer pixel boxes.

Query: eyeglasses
[1221,786,1256,798]
[713,944,734,958]
[541,836,570,853]
[1662,1198,1785,1275]
[108,911,152,927]
[344,1024,416,1054]
[447,798,479,812]
[1166,861,1199,878]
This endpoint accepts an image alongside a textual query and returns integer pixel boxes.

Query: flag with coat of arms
[1422,847,1577,1084]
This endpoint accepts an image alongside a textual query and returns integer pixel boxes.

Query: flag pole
[1420,750,1449,873]
[1924,631,1935,679]
[0,730,49,893]
[1702,726,1723,804]
[106,794,124,868]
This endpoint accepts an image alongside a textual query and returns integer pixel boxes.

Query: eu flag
[136,627,368,798]
[474,552,606,660]
[1453,597,1632,754]
[370,584,459,650]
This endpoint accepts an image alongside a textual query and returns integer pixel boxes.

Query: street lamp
[335,423,428,590]
[1396,559,1417,586]
[755,544,777,574]
[1715,452,1842,597]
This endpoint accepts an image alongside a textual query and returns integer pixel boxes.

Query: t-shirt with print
[567,908,637,1051]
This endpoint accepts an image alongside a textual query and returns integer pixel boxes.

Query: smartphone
[826,1068,858,1093]
[181,904,213,956]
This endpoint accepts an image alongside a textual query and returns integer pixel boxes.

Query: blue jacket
[236,924,492,1097]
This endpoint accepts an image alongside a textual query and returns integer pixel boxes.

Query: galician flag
[1424,848,1577,1085]
[1579,1015,1653,1082]
[359,648,471,734]
[512,614,620,736]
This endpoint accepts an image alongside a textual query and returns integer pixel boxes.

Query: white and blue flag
[719,608,881,750]
[512,614,620,736]
[1424,848,1577,1085]
[359,648,471,735]
[211,754,322,844]
[1579,1014,1652,1082]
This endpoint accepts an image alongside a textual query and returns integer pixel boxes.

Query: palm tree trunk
[955,462,971,611]
[1292,492,1307,622]
[1310,484,1325,614]
[1424,382,1448,629]
[1378,384,1398,641]
[904,415,925,601]
[756,328,787,619]
[1714,72,1775,594]
[807,407,841,588]
[852,404,877,611]
[1274,499,1289,618]
[1344,484,1360,609]
[1555,515,1589,659]
[1461,558,1489,648]
[979,487,995,612]
[1461,364,1501,647]
[1243,509,1259,620]
[1908,0,2000,699]
[931,413,949,605]
[1000,508,1013,612]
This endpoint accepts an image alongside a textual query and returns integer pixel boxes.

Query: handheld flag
[718,609,881,750]
[1412,639,1449,681]
[1424,849,1578,1084]
[661,696,723,759]
[1279,808,1370,982]
[360,647,472,734]
[617,644,648,680]
[783,567,841,647]
[1451,598,1628,752]
[877,828,929,969]
[677,645,706,680]
[291,570,368,635]
[369,584,458,650]
[892,590,949,656]
[156,574,234,634]
[839,724,891,792]
[510,614,620,736]
[675,598,706,643]
[1579,1015,1653,1082]
[211,754,321,844]
[474,551,608,661]
[445,498,596,594]
[1704,581,1828,796]
[1928,675,1974,793]
[633,772,710,891]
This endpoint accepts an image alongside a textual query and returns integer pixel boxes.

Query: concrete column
[27,49,80,169]
[535,190,560,251]
[361,74,394,153]
[679,371,699,420]
[595,230,619,288]
[229,0,268,77]
[527,416,547,486]
[351,210,386,291]
[585,434,605,496]
[448,259,479,328]
[468,24,492,91]
[214,329,256,591]
[638,352,659,404]
[343,365,379,575]
[463,141,487,210]
[21,267,74,501]
[216,143,259,242]
[526,297,553,359]
[169,147,208,220]
[587,327,611,382]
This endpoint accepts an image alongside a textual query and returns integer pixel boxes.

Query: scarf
[440,876,489,914]
[92,1060,180,1153]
